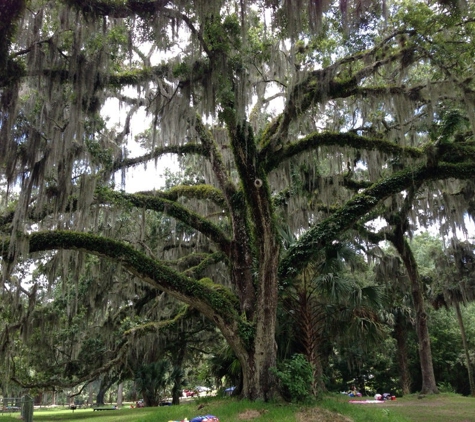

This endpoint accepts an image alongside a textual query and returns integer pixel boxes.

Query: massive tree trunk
[231,235,280,400]
[249,274,279,400]
[224,122,281,400]
[392,226,438,394]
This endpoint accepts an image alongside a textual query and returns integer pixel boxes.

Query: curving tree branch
[111,143,206,172]
[260,41,421,152]
[140,184,228,210]
[2,231,239,323]
[279,162,475,282]
[95,189,231,254]
[264,131,424,172]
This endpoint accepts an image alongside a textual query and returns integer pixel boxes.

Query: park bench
[93,406,117,411]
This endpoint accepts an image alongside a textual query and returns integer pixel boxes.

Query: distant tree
[373,251,414,395]
[431,240,475,396]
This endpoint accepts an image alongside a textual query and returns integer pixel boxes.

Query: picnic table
[2,406,20,413]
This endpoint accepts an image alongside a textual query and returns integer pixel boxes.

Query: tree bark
[226,122,280,400]
[87,384,94,406]
[393,313,411,395]
[392,226,438,394]
[171,341,186,405]
[117,383,123,407]
[96,389,105,406]
[454,302,475,396]
[238,246,279,400]
[96,374,114,405]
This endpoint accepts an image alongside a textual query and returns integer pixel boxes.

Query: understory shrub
[271,353,315,403]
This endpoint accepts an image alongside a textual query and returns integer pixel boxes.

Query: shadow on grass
[32,407,157,422]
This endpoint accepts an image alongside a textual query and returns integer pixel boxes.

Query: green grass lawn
[321,393,475,422]
[28,400,303,422]
[21,393,475,422]
[375,393,475,422]
[31,406,157,421]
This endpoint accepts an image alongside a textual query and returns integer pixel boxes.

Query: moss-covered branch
[182,251,227,278]
[260,44,419,152]
[25,64,171,88]
[96,188,231,254]
[0,0,26,86]
[63,0,169,18]
[279,162,475,281]
[264,131,423,171]
[164,251,227,277]
[11,337,130,390]
[137,184,228,210]
[108,64,170,87]
[123,306,190,337]
[112,143,206,171]
[193,115,238,201]
[4,231,239,323]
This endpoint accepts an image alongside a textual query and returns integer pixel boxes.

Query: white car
[195,386,211,393]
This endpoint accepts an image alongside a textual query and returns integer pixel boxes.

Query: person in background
[348,386,362,397]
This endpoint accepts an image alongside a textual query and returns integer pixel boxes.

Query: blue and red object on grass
[190,416,219,422]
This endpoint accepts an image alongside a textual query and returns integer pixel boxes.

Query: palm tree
[279,230,384,396]
[208,343,242,393]
[135,360,171,407]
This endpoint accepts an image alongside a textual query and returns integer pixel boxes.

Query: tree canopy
[1,0,475,401]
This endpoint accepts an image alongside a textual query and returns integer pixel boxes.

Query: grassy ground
[321,393,475,422]
[8,393,475,421]
[371,393,475,422]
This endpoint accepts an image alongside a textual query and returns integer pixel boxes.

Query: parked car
[183,389,197,397]
[224,386,236,396]
[195,386,211,393]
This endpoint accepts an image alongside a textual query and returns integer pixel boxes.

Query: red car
[183,389,196,397]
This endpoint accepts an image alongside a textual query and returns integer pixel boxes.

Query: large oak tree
[1,0,475,399]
